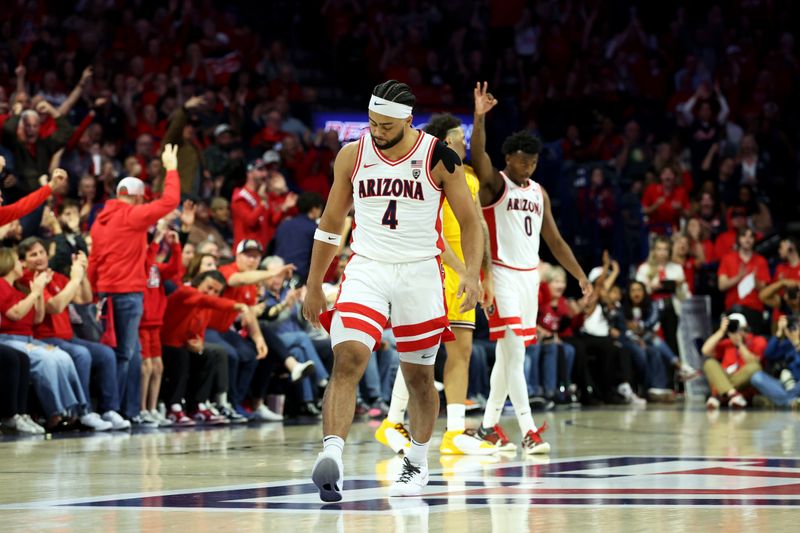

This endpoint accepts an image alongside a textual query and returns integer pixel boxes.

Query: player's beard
[373,128,404,150]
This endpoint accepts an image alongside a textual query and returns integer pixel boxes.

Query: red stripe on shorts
[393,315,449,338]
[396,332,442,353]
[339,316,383,344]
[336,302,387,327]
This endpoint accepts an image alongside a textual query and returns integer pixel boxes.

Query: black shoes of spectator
[529,396,555,411]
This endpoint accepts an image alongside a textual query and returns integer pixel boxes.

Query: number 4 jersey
[483,171,544,271]
[350,131,445,263]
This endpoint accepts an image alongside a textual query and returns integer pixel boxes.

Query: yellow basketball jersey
[441,164,480,261]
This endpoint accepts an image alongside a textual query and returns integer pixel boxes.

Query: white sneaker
[132,410,160,428]
[102,410,131,430]
[291,360,315,382]
[150,409,173,427]
[780,369,796,391]
[2,414,39,434]
[254,404,283,422]
[389,457,429,497]
[617,383,647,406]
[311,450,344,502]
[80,412,113,431]
[19,414,45,434]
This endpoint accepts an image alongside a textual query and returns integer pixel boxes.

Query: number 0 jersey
[350,131,445,263]
[482,171,544,271]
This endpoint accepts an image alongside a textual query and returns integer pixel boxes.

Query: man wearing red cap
[88,144,181,422]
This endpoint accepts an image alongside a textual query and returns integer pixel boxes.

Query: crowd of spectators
[1,0,799,434]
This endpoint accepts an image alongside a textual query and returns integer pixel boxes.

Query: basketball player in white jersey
[303,80,482,501]
[473,123,592,454]
[375,83,498,457]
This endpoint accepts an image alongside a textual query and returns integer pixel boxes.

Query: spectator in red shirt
[713,206,748,260]
[642,166,689,235]
[0,247,110,432]
[0,158,65,226]
[532,265,578,404]
[774,237,800,283]
[231,159,270,250]
[136,226,184,427]
[19,238,129,430]
[717,227,770,333]
[160,270,249,426]
[701,313,765,409]
[685,217,714,265]
[88,144,181,421]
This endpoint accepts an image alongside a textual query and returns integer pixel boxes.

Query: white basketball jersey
[350,131,444,263]
[483,171,544,270]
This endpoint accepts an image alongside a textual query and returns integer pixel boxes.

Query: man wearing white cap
[88,144,181,422]
[701,312,766,409]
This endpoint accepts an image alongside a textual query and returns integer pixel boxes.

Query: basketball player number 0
[382,200,399,229]
[524,215,533,236]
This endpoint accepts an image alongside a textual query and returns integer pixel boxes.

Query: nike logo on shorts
[420,353,436,359]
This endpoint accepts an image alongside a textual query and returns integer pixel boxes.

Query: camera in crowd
[723,312,748,334]
[787,315,799,333]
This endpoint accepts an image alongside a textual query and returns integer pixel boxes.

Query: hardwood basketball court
[0,406,798,532]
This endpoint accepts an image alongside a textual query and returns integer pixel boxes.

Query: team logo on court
[15,456,800,512]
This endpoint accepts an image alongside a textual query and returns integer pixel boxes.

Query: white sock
[387,368,409,424]
[482,335,509,428]
[501,331,537,434]
[322,435,345,460]
[446,403,465,432]
[215,392,227,407]
[405,438,429,467]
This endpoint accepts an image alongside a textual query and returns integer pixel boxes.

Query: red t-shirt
[206,263,257,332]
[0,278,35,336]
[774,261,800,283]
[642,184,690,232]
[717,251,770,311]
[21,271,74,340]
[537,291,575,338]
[713,334,766,372]
[231,186,270,250]
[161,286,237,348]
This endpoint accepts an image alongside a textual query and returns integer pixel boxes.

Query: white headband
[368,95,412,119]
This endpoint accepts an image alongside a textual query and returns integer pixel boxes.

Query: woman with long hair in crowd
[0,248,111,432]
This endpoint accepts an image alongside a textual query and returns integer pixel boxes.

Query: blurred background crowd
[0,0,799,434]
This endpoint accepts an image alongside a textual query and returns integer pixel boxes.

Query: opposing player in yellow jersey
[375,82,497,455]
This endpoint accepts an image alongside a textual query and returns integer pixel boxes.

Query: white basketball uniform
[482,171,544,346]
[322,131,454,364]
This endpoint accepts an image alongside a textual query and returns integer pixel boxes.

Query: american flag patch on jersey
[411,160,422,168]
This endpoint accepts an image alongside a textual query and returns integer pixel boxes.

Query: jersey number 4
[382,200,399,229]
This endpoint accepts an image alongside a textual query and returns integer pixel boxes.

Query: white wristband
[314,228,342,246]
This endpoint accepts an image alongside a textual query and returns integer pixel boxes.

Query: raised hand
[80,66,94,86]
[49,168,67,192]
[161,143,179,171]
[474,81,498,116]
[185,95,206,110]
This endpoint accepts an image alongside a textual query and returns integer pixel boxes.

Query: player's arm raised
[472,81,502,206]
[436,145,482,312]
[302,141,357,328]
[540,186,592,300]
